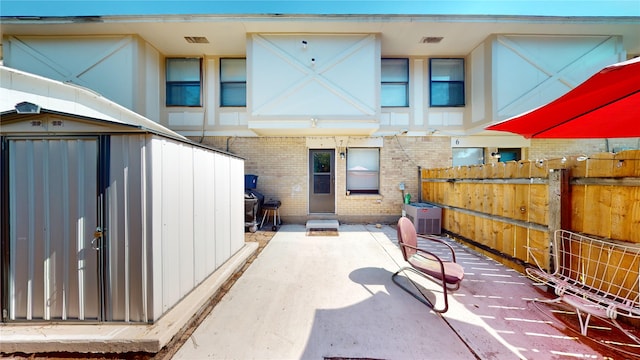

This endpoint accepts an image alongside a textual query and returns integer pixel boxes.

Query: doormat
[306,229,339,236]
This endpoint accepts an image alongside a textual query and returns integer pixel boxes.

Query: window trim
[429,58,465,108]
[220,58,247,107]
[381,58,409,108]
[165,57,203,107]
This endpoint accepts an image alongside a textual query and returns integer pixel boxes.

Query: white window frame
[429,58,465,107]
[220,58,247,107]
[165,58,202,107]
[381,58,409,107]
[346,148,380,194]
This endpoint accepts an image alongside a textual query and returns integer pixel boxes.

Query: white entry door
[309,149,335,214]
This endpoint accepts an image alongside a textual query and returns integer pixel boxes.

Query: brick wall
[529,138,640,160]
[195,135,451,224]
[193,135,638,224]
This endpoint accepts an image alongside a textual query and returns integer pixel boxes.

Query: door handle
[91,227,102,250]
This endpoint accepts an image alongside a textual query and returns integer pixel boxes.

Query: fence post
[548,168,571,233]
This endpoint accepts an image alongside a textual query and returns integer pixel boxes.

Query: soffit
[1,15,639,56]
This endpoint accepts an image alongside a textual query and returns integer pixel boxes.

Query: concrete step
[306,219,340,231]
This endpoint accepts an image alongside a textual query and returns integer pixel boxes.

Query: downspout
[417,166,422,203]
[199,56,207,143]
[226,136,233,152]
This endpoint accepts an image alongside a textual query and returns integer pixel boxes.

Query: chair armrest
[399,242,447,274]
[416,234,458,262]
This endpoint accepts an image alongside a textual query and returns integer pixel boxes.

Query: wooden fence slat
[517,161,531,178]
[587,152,615,177]
[530,160,548,178]
[492,162,506,178]
[614,150,640,177]
[514,184,530,222]
[525,229,549,270]
[571,185,586,234]
[616,186,640,243]
[505,161,518,178]
[583,185,613,238]
[528,184,548,225]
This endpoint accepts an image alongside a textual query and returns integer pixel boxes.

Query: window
[381,58,409,107]
[346,148,380,194]
[430,58,464,107]
[452,148,483,166]
[220,58,246,107]
[496,148,522,162]
[166,58,202,107]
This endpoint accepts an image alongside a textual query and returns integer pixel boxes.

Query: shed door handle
[91,227,102,250]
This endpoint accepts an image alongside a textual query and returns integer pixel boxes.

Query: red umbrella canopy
[486,57,640,138]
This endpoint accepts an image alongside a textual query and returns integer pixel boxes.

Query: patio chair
[392,217,464,313]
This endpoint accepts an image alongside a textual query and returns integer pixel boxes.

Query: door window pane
[313,152,332,194]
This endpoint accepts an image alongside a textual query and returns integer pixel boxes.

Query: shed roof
[0,66,187,141]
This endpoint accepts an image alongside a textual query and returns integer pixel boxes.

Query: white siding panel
[203,157,217,275]
[215,156,232,268]
[428,111,464,127]
[389,112,410,127]
[379,113,391,126]
[229,158,245,255]
[5,36,136,110]
[192,147,209,284]
[145,44,161,122]
[167,111,205,127]
[250,34,379,118]
[146,136,244,320]
[178,145,195,298]
[160,140,182,312]
[412,59,424,126]
[495,35,623,120]
[470,45,486,123]
[148,138,164,320]
[219,112,240,126]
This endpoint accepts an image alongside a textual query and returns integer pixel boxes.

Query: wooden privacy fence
[420,150,640,272]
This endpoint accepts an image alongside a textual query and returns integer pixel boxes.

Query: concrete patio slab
[173,224,615,359]
[2,224,634,359]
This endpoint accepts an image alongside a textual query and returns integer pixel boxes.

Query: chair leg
[392,267,449,313]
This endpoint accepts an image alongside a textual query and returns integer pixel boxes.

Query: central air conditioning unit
[403,203,442,235]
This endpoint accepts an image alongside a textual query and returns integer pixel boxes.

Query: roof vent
[15,101,41,114]
[420,37,443,44]
[184,36,209,44]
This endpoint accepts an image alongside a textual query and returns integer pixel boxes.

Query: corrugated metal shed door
[6,138,101,321]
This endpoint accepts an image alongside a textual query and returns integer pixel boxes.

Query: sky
[1,0,639,17]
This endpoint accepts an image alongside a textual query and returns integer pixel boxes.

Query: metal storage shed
[0,66,246,323]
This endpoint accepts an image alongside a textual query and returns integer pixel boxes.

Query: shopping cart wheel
[250,224,258,233]
[272,225,278,231]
